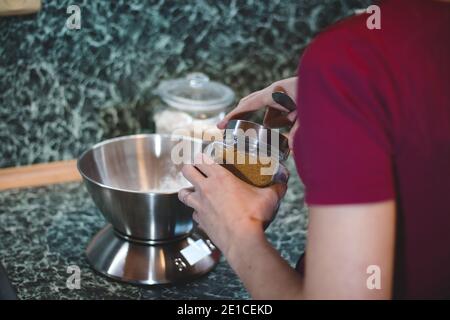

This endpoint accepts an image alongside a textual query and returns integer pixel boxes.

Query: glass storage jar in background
[154,72,235,139]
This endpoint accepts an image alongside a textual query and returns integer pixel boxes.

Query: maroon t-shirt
[294,0,450,299]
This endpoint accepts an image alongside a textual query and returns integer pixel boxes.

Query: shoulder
[296,11,394,153]
[300,11,381,74]
[297,9,392,108]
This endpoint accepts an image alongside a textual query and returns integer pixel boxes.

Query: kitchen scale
[86,224,220,285]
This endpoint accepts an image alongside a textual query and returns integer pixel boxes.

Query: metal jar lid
[156,72,235,113]
[224,120,290,161]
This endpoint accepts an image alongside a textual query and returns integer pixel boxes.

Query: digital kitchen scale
[86,224,220,285]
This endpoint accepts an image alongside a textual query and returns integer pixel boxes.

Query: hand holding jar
[217,77,298,149]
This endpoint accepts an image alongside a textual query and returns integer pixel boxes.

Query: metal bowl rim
[225,119,290,160]
[77,133,202,195]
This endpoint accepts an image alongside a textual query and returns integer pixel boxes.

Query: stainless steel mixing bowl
[78,134,202,242]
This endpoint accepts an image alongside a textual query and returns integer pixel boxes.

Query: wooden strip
[0,159,82,191]
[0,0,41,16]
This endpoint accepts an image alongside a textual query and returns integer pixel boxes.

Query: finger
[287,110,297,123]
[266,101,292,113]
[219,93,295,130]
[273,182,288,198]
[217,110,252,130]
[261,182,288,204]
[193,211,206,230]
[193,153,222,177]
[229,92,271,117]
[239,89,263,102]
[178,188,200,210]
[181,164,205,187]
[218,91,272,129]
[192,211,200,223]
[288,119,300,150]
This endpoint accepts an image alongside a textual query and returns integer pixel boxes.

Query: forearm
[226,229,305,300]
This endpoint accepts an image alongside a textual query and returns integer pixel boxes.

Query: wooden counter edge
[0,159,82,191]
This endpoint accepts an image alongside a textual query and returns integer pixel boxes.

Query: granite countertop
[0,159,307,299]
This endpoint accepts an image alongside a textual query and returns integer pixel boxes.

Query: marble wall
[0,0,371,168]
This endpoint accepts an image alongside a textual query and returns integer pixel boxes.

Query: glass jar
[204,120,290,187]
[154,72,235,139]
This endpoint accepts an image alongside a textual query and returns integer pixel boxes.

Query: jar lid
[156,72,235,113]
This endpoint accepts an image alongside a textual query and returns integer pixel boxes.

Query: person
[178,0,450,299]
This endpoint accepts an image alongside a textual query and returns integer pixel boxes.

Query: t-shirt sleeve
[294,30,395,205]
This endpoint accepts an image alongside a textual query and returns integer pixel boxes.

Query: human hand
[178,154,287,258]
[217,77,298,148]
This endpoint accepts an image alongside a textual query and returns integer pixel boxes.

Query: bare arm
[227,201,396,299]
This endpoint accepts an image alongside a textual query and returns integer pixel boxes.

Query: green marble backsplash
[0,0,370,168]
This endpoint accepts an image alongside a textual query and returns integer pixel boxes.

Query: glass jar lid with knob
[156,72,235,119]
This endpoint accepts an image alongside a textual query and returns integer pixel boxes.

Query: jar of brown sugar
[204,120,290,187]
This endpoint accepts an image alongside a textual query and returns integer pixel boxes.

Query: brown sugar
[219,146,278,187]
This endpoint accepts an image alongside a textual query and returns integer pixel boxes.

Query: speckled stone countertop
[0,158,307,300]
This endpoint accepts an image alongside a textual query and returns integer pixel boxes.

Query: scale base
[86,225,221,285]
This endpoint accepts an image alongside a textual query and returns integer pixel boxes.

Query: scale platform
[86,224,221,285]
